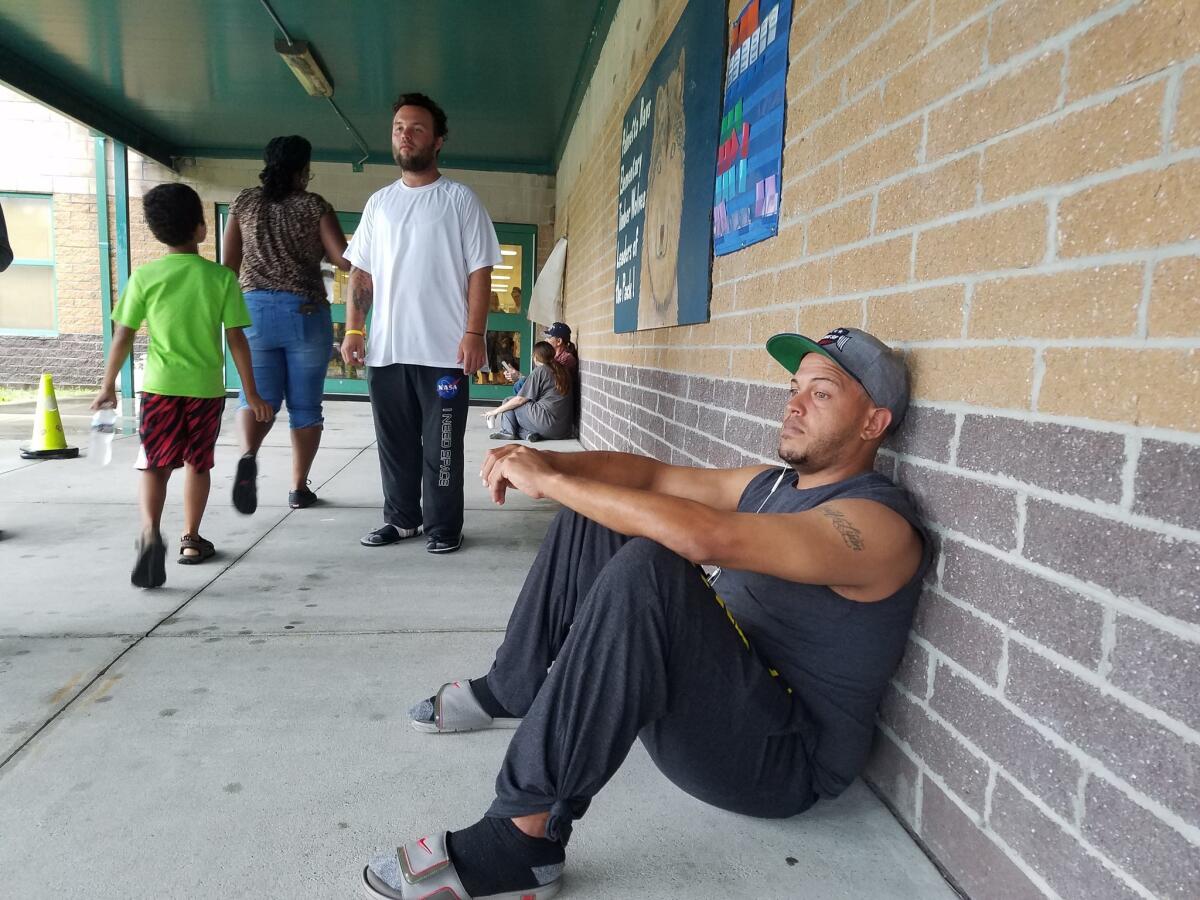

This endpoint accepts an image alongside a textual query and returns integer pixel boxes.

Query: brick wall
[561,1,1199,896]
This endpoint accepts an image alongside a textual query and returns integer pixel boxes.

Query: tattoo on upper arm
[821,507,865,551]
[350,267,373,313]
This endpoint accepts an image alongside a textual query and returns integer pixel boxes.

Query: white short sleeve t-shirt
[345,176,501,368]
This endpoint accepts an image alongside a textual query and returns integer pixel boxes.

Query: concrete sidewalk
[0,400,955,899]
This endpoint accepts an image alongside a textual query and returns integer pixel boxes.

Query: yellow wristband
[345,329,365,337]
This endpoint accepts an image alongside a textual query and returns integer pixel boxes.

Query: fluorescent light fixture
[275,39,334,97]
[501,249,517,256]
[491,274,511,280]
[495,264,514,270]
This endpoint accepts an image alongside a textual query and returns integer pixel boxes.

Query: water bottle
[89,407,118,466]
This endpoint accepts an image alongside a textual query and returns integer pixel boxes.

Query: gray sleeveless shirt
[717,467,932,799]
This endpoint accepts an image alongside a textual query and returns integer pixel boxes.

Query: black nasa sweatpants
[367,363,469,543]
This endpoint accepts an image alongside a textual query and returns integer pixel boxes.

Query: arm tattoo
[821,507,865,551]
[350,267,373,313]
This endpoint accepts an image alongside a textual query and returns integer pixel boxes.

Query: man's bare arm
[457,266,490,374]
[347,266,373,328]
[485,448,921,601]
[481,444,770,511]
[340,267,372,366]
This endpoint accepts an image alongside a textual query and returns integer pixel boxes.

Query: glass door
[475,223,537,402]
[219,205,369,397]
[322,211,367,395]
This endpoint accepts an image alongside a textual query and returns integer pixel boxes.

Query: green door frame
[216,206,536,402]
[475,222,538,402]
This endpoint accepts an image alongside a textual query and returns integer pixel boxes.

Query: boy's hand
[245,393,274,423]
[91,386,117,411]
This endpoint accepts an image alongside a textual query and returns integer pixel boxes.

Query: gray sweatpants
[485,509,817,842]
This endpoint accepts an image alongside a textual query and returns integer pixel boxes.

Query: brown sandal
[178,533,215,565]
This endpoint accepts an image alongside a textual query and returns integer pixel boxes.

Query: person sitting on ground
[92,184,272,589]
[361,327,930,900]
[222,135,351,513]
[484,341,573,443]
[542,321,577,374]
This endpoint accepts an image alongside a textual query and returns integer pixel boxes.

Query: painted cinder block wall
[0,84,557,387]
[557,0,1199,896]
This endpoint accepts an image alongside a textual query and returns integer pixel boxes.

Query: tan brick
[928,52,1064,160]
[846,1,931,96]
[1058,160,1200,257]
[1039,348,1200,429]
[1172,65,1200,150]
[876,153,980,233]
[909,346,1035,407]
[983,83,1163,201]
[841,121,923,195]
[786,45,821,97]
[781,164,840,219]
[932,0,992,34]
[798,298,865,335]
[776,258,833,301]
[1068,0,1200,100]
[734,271,779,311]
[989,0,1121,63]
[786,76,844,141]
[750,307,801,344]
[664,347,731,376]
[710,283,738,317]
[970,266,1143,339]
[916,203,1046,279]
[1148,256,1200,337]
[732,347,787,382]
[816,0,890,70]
[799,90,886,171]
[883,19,987,124]
[830,236,912,293]
[808,196,873,254]
[867,286,966,341]
[790,0,850,53]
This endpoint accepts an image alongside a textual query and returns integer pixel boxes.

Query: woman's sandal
[178,533,215,565]
[409,680,523,734]
[362,833,561,900]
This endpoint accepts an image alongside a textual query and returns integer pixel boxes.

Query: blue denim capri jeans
[237,290,333,429]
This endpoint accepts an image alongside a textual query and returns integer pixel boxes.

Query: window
[0,193,56,333]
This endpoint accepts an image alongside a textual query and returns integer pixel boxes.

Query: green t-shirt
[112,253,251,398]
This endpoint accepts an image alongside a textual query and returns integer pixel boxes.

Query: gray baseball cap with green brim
[765,327,910,434]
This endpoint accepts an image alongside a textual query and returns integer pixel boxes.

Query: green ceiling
[0,0,617,173]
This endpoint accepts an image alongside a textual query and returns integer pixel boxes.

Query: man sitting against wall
[362,327,931,900]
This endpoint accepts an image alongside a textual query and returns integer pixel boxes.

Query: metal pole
[93,135,112,359]
[112,141,135,417]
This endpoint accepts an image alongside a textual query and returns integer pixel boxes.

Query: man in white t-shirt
[342,93,501,554]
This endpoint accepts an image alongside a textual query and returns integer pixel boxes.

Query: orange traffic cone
[19,373,79,460]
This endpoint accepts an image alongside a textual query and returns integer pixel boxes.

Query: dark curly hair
[259,135,312,202]
[142,183,204,247]
[392,93,448,139]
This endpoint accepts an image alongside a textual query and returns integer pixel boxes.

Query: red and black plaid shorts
[137,393,225,472]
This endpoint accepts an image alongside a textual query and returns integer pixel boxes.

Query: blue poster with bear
[613,0,724,334]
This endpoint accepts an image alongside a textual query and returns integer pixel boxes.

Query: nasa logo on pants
[436,376,461,400]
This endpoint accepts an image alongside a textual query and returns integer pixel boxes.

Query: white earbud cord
[703,467,788,586]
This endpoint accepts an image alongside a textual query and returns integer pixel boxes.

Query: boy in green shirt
[92,183,273,588]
